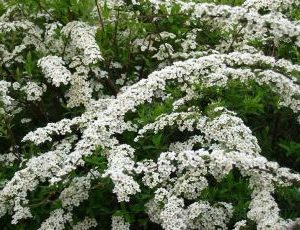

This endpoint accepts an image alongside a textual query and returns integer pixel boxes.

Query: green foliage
[199,170,254,229]
[275,186,300,219]
[279,141,300,163]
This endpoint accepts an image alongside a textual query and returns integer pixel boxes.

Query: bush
[0,0,300,229]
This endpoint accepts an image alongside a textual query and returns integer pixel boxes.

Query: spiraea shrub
[1,0,300,229]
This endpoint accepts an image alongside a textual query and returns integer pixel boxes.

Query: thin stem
[3,115,21,162]
[226,24,244,53]
[36,0,57,21]
[94,0,105,32]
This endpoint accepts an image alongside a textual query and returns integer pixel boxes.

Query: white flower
[38,56,71,87]
[38,209,72,230]
[62,21,103,65]
[21,82,46,101]
[72,217,98,230]
[111,216,130,230]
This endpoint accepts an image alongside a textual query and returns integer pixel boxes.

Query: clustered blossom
[152,43,174,61]
[38,209,72,230]
[37,56,71,87]
[0,140,74,221]
[135,110,261,155]
[154,0,300,51]
[0,80,22,116]
[146,195,233,230]
[62,21,103,65]
[102,145,141,202]
[1,0,300,229]
[21,81,46,101]
[72,217,98,230]
[0,80,14,113]
[0,151,19,166]
[242,0,300,11]
[187,201,233,230]
[59,171,100,209]
[65,66,93,108]
[0,20,44,65]
[111,216,130,230]
[22,118,80,144]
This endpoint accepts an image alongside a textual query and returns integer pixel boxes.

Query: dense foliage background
[0,0,300,229]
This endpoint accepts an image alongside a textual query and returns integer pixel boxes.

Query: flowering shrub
[1,0,300,229]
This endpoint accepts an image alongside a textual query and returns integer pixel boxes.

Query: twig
[36,0,57,21]
[226,25,244,53]
[3,115,22,162]
[94,0,105,32]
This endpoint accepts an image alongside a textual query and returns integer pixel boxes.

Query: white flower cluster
[0,80,23,117]
[187,201,233,230]
[62,21,103,65]
[22,118,80,144]
[103,145,141,202]
[154,1,300,51]
[38,56,71,87]
[38,209,72,230]
[153,43,174,61]
[0,151,18,166]
[242,0,300,11]
[44,22,64,54]
[247,189,300,229]
[0,20,44,65]
[136,110,261,155]
[132,37,157,53]
[146,195,233,230]
[111,216,130,230]
[21,81,46,101]
[72,217,98,230]
[97,0,125,9]
[0,80,14,114]
[59,171,100,210]
[65,66,93,108]
[140,144,300,229]
[0,140,74,222]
